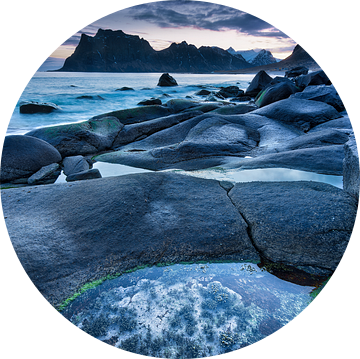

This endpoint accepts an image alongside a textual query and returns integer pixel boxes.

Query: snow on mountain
[226,47,280,66]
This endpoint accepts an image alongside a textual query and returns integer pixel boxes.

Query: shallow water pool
[61,262,322,357]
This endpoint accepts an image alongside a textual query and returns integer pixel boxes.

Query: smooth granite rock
[66,168,102,182]
[27,163,61,185]
[62,155,90,176]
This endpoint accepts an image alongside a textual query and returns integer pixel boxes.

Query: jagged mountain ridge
[227,47,279,66]
[58,29,252,73]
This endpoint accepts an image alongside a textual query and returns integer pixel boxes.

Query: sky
[41,0,296,71]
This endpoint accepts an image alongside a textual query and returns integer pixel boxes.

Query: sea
[7,71,257,135]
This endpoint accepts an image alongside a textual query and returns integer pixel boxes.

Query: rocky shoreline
[1,69,359,308]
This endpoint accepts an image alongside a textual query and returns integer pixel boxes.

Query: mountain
[227,48,279,66]
[57,29,251,73]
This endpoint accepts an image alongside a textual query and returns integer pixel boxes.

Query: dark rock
[229,181,357,271]
[91,105,171,125]
[165,98,199,113]
[210,104,257,115]
[195,89,212,96]
[0,135,62,183]
[137,98,162,106]
[252,98,341,131]
[308,115,352,133]
[295,70,331,89]
[75,95,105,100]
[116,87,134,91]
[27,163,61,185]
[343,133,359,201]
[245,70,272,97]
[112,111,203,148]
[217,86,244,98]
[157,73,178,87]
[26,116,124,157]
[223,145,345,175]
[66,168,102,182]
[62,155,90,176]
[255,80,300,107]
[19,101,60,114]
[290,85,345,112]
[285,66,309,78]
[2,172,259,306]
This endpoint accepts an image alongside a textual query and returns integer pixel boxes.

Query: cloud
[126,0,289,38]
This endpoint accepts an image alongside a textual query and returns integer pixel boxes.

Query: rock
[62,155,90,176]
[157,73,178,87]
[27,163,61,185]
[285,66,309,78]
[112,110,203,148]
[290,85,345,112]
[295,70,331,89]
[91,105,171,125]
[2,172,259,306]
[252,98,341,131]
[195,89,212,96]
[223,145,345,175]
[255,80,300,108]
[137,98,162,106]
[66,168,102,182]
[308,115,352,133]
[228,181,357,272]
[245,70,272,97]
[26,116,124,157]
[217,86,244,98]
[76,95,105,100]
[19,101,60,114]
[343,133,359,201]
[0,135,62,183]
[210,104,257,115]
[165,98,199,113]
[116,87,134,91]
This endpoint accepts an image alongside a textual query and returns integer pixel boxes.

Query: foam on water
[61,262,319,358]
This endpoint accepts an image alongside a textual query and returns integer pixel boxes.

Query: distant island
[56,29,318,73]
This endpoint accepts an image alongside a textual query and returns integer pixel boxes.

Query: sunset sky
[41,0,296,71]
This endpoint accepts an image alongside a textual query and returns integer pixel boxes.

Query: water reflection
[61,262,319,358]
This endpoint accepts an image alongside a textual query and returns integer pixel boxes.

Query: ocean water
[61,262,319,358]
[7,72,255,135]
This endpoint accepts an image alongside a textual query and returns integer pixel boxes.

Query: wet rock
[217,86,244,98]
[285,66,309,78]
[229,181,357,272]
[137,98,162,106]
[62,155,90,176]
[210,104,257,115]
[26,116,124,157]
[27,163,61,185]
[116,87,134,91]
[195,89,212,96]
[245,70,272,97]
[295,70,331,89]
[66,168,102,182]
[157,73,178,87]
[76,95,105,100]
[252,98,341,131]
[2,172,259,307]
[0,135,62,183]
[343,133,359,201]
[19,101,60,114]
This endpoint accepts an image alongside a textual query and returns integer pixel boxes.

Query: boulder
[26,116,124,157]
[0,135,62,183]
[62,155,90,176]
[19,101,60,114]
[285,66,309,78]
[210,103,257,115]
[116,87,134,91]
[137,98,162,106]
[229,181,357,271]
[195,89,212,96]
[27,163,61,185]
[290,85,345,112]
[216,86,244,98]
[343,133,360,201]
[245,70,272,97]
[255,80,300,108]
[66,168,102,182]
[295,70,331,89]
[252,98,341,131]
[165,98,199,113]
[2,172,258,306]
[157,73,178,87]
[308,115,352,133]
[75,95,105,100]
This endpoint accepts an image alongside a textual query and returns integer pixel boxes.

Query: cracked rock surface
[2,172,356,307]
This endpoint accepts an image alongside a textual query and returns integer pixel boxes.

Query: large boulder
[295,70,331,89]
[245,70,272,97]
[210,103,257,115]
[255,80,300,108]
[0,135,62,183]
[229,181,357,271]
[27,163,61,185]
[285,66,309,78]
[157,73,178,87]
[66,168,102,182]
[62,155,90,176]
[343,133,360,201]
[252,98,341,131]
[216,86,244,98]
[19,101,60,114]
[290,85,345,112]
[2,172,259,307]
[26,116,124,157]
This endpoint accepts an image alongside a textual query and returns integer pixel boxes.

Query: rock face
[0,135,62,183]
[57,29,251,73]
[251,49,277,67]
[19,101,60,114]
[343,133,360,200]
[229,181,357,271]
[2,173,356,307]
